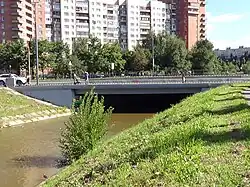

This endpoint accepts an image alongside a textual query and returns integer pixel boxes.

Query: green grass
[0,88,57,118]
[42,84,250,187]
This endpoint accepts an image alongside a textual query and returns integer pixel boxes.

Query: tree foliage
[60,89,113,163]
[0,40,27,73]
[190,39,220,74]
[0,35,246,77]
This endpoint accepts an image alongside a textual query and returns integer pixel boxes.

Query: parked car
[0,74,27,86]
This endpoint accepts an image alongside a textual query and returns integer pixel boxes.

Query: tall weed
[60,89,113,163]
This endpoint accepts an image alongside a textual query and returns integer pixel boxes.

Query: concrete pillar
[6,78,16,87]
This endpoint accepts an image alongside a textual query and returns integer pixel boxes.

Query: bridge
[14,76,250,108]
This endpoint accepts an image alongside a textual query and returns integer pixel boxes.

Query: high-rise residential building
[0,0,46,44]
[45,0,76,49]
[176,0,206,49]
[35,0,46,40]
[0,0,34,43]
[124,0,175,50]
[43,0,206,51]
[75,0,89,39]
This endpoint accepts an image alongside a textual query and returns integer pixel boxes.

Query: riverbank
[0,88,70,128]
[42,83,250,186]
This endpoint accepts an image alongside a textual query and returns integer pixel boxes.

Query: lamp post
[9,65,12,74]
[111,63,114,77]
[69,61,72,79]
[152,32,155,76]
[27,41,31,79]
[33,0,39,85]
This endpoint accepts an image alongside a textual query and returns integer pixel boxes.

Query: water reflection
[0,113,152,187]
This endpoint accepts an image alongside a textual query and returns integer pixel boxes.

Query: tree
[142,32,190,74]
[60,89,113,163]
[72,36,103,73]
[30,39,55,78]
[101,43,126,74]
[130,46,151,72]
[190,39,220,74]
[0,40,27,74]
[50,41,70,78]
[242,61,250,74]
[123,50,134,72]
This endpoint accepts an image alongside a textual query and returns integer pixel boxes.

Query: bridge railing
[24,78,250,87]
[31,74,250,83]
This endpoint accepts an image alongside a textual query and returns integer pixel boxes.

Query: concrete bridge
[14,80,242,108]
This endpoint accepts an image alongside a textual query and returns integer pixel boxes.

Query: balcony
[12,18,22,23]
[200,27,206,33]
[12,27,22,31]
[140,23,150,29]
[200,22,205,28]
[200,17,206,23]
[200,33,206,39]
[120,18,126,22]
[188,8,199,15]
[200,0,205,7]
[11,2,22,10]
[140,6,150,12]
[76,13,89,19]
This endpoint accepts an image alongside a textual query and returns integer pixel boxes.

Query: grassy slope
[43,84,250,187]
[0,88,60,117]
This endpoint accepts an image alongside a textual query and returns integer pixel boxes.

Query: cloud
[210,35,250,50]
[206,12,247,46]
[207,13,244,23]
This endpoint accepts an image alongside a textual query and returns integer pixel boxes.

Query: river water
[0,114,153,187]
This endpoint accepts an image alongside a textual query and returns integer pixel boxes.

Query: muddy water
[0,113,153,187]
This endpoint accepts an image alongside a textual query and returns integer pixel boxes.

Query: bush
[60,89,113,163]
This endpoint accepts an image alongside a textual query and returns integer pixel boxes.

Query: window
[65,31,69,35]
[64,25,69,28]
[1,23,4,29]
[1,9,4,14]
[64,12,69,16]
[0,1,4,6]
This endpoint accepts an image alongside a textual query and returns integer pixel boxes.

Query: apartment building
[44,0,206,50]
[35,0,46,40]
[175,0,206,49]
[0,0,34,43]
[0,0,46,44]
[214,46,250,60]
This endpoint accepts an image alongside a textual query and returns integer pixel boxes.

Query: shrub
[60,89,113,163]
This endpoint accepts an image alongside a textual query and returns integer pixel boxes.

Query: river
[0,113,153,187]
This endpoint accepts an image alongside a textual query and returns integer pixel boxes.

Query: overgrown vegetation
[60,89,113,163]
[42,84,250,186]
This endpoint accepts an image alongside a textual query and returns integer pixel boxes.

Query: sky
[206,0,250,49]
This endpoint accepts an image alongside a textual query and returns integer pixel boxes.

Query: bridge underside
[14,83,223,109]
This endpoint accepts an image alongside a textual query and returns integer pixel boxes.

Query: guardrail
[24,79,250,87]
[32,74,250,82]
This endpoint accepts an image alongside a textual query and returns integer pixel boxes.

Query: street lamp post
[69,61,72,79]
[33,0,39,85]
[151,32,155,76]
[27,41,31,80]
[9,65,12,74]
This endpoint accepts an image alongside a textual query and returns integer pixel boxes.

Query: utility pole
[51,0,55,42]
[27,41,31,78]
[152,31,155,76]
[33,0,39,85]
